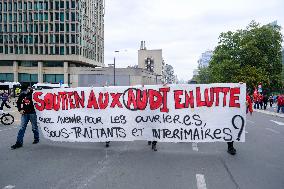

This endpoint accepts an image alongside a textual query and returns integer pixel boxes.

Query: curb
[254,109,284,118]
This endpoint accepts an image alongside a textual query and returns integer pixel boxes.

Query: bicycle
[0,110,14,125]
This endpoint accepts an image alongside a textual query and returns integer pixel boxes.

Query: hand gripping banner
[33,83,246,143]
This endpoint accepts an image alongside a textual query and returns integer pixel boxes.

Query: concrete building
[138,41,164,77]
[0,0,104,85]
[70,67,162,87]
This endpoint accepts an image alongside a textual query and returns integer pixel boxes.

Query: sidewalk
[254,108,284,118]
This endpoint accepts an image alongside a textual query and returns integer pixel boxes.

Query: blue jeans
[277,105,284,113]
[16,113,39,145]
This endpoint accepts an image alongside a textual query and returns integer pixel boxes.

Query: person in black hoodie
[11,85,39,149]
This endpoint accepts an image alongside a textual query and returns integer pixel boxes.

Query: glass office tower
[0,0,104,84]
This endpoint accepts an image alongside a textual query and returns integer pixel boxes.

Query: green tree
[209,21,283,91]
[194,66,211,84]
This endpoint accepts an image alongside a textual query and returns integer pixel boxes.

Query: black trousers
[227,142,234,149]
[0,100,11,110]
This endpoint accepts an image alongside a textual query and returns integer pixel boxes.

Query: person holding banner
[11,85,39,150]
[148,141,157,151]
[227,91,253,155]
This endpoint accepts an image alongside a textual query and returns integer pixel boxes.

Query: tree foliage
[207,21,283,91]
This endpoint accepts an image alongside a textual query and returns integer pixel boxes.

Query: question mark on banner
[232,115,245,141]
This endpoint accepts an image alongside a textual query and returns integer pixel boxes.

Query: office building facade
[0,0,104,85]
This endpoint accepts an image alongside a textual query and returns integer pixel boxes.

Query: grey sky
[104,0,284,81]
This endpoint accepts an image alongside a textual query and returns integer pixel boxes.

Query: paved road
[0,111,284,189]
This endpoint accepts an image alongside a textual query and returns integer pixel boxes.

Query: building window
[50,1,53,9]
[43,74,64,83]
[71,12,75,21]
[60,12,64,21]
[45,24,48,32]
[65,34,69,43]
[40,24,43,32]
[44,2,48,10]
[39,13,43,21]
[60,23,64,31]
[55,34,59,43]
[39,2,43,10]
[49,23,53,31]
[55,23,59,32]
[28,2,32,9]
[0,73,14,82]
[50,46,54,54]
[44,13,48,21]
[19,61,38,67]
[65,12,69,20]
[71,35,75,43]
[60,34,64,43]
[8,2,12,11]
[71,24,75,31]
[60,46,64,55]
[29,46,33,54]
[55,12,59,20]
[50,34,54,43]
[71,46,75,54]
[55,46,59,54]
[66,24,69,32]
[60,1,64,8]
[0,61,13,66]
[14,2,17,11]
[18,73,38,83]
[71,1,75,8]
[34,2,38,10]
[55,1,59,10]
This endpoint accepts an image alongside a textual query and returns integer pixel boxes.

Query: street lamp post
[109,50,120,86]
[113,50,119,86]
[113,56,116,86]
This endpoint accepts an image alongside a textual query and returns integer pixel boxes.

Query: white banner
[33,83,246,142]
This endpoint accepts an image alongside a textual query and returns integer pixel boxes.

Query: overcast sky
[104,0,284,81]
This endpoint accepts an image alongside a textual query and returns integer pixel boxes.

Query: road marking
[265,128,280,134]
[245,131,248,134]
[2,185,15,189]
[196,174,207,189]
[270,120,284,126]
[192,143,198,151]
[247,120,254,124]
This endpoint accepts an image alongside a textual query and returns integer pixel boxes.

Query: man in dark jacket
[11,85,39,149]
[0,91,11,110]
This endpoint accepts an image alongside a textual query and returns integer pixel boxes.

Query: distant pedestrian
[227,89,253,155]
[269,95,273,107]
[277,94,284,113]
[253,92,259,109]
[0,91,11,110]
[263,93,268,110]
[11,85,39,149]
[148,141,157,151]
[259,94,263,109]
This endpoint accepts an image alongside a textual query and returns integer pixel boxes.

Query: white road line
[270,120,284,126]
[265,128,280,134]
[2,185,15,189]
[196,174,207,189]
[247,120,255,124]
[192,143,198,151]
